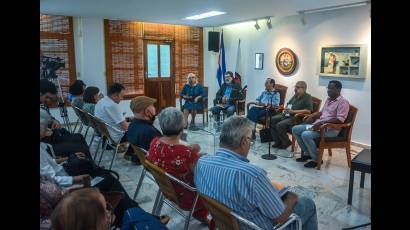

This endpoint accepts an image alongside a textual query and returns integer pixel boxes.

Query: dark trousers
[247,107,266,123]
[270,114,296,146]
[211,105,235,121]
[95,172,140,227]
[42,133,92,159]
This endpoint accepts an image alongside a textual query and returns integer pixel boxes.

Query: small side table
[347,149,371,205]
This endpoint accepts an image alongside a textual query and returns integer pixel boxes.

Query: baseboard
[351,141,371,149]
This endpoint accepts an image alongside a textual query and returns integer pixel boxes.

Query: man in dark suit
[211,71,243,122]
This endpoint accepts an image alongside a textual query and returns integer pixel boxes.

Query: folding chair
[130,144,156,200]
[88,114,127,170]
[82,111,103,160]
[144,160,200,230]
[200,193,302,230]
[72,106,91,137]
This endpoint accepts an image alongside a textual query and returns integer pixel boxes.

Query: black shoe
[251,130,256,140]
[272,142,282,148]
[105,145,114,150]
[296,155,312,162]
[304,160,323,168]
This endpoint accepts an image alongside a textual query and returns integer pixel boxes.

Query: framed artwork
[275,48,297,75]
[255,53,264,70]
[318,44,367,78]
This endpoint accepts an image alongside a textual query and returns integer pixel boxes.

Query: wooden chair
[200,193,302,230]
[130,144,156,200]
[144,160,200,230]
[235,86,247,116]
[246,84,288,128]
[179,86,209,125]
[88,114,127,170]
[290,96,322,152]
[300,105,358,170]
[72,106,90,137]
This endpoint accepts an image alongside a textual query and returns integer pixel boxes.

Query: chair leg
[154,193,165,216]
[291,134,296,152]
[328,148,333,156]
[346,145,352,168]
[84,126,90,140]
[133,169,146,200]
[73,118,79,133]
[152,191,162,214]
[94,137,102,161]
[89,132,95,147]
[316,148,324,170]
[98,140,108,166]
[184,194,199,230]
[109,144,119,170]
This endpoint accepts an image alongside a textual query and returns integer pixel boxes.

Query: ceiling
[40,0,368,27]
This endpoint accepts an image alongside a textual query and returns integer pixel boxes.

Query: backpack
[121,207,168,230]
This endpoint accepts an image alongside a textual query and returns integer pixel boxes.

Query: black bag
[259,128,273,143]
[63,154,95,176]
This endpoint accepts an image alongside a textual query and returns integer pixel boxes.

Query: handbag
[121,207,168,230]
[259,127,273,143]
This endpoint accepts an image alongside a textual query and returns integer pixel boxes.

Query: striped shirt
[194,148,285,230]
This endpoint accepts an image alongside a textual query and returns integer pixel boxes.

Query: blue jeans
[285,196,318,230]
[292,124,339,161]
[246,107,266,123]
[211,105,235,121]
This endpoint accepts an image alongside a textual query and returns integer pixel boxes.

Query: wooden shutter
[104,20,203,98]
[40,14,77,99]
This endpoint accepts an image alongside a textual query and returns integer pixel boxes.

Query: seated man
[94,83,129,145]
[270,81,313,149]
[246,78,280,137]
[124,96,162,164]
[180,73,206,129]
[292,80,349,168]
[211,71,243,121]
[194,116,318,230]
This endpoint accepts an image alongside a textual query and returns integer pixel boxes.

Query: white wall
[204,6,371,146]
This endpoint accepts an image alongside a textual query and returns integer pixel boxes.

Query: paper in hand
[90,176,104,187]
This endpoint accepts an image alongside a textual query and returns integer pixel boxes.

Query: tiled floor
[86,115,371,230]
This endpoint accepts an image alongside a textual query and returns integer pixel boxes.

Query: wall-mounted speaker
[208,31,220,52]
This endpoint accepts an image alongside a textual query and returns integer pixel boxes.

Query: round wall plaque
[275,48,297,75]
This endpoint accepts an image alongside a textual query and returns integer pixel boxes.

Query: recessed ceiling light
[185,11,226,20]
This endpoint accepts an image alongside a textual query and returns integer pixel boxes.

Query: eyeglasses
[246,136,255,146]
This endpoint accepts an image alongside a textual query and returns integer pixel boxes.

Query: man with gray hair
[194,116,318,230]
[270,81,313,149]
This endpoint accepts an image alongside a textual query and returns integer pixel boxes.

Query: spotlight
[254,20,260,30]
[266,17,272,29]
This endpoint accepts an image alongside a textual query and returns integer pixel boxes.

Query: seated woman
[40,110,169,228]
[51,188,168,230]
[180,73,205,129]
[147,107,214,229]
[40,175,64,230]
[68,80,86,109]
[83,86,103,115]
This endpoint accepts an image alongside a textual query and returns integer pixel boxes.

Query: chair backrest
[275,84,288,106]
[72,106,90,126]
[89,115,116,143]
[143,160,180,206]
[130,144,148,166]
[199,194,241,230]
[337,105,358,141]
[311,96,322,113]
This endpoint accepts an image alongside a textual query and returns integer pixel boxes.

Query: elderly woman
[82,86,103,115]
[180,73,205,129]
[147,107,214,229]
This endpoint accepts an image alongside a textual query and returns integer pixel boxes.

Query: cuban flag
[216,30,226,88]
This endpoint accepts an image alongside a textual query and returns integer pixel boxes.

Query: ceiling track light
[266,17,272,29]
[254,20,260,30]
[300,12,306,26]
[298,1,370,15]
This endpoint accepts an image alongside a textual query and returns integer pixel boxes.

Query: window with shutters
[104,20,203,98]
[40,14,77,99]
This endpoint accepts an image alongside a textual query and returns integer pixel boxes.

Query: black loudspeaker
[208,31,220,52]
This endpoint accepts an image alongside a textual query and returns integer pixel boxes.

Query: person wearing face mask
[124,96,162,164]
[211,71,243,122]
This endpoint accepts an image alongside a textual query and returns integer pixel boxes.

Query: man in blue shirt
[247,78,280,135]
[194,116,318,230]
[211,71,243,122]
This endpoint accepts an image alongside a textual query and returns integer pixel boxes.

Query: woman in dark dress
[180,73,205,129]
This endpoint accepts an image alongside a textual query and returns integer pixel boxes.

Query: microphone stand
[261,92,277,160]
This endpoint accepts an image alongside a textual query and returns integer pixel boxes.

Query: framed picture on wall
[318,44,367,79]
[255,53,264,70]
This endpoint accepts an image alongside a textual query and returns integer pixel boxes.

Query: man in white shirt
[94,83,130,143]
